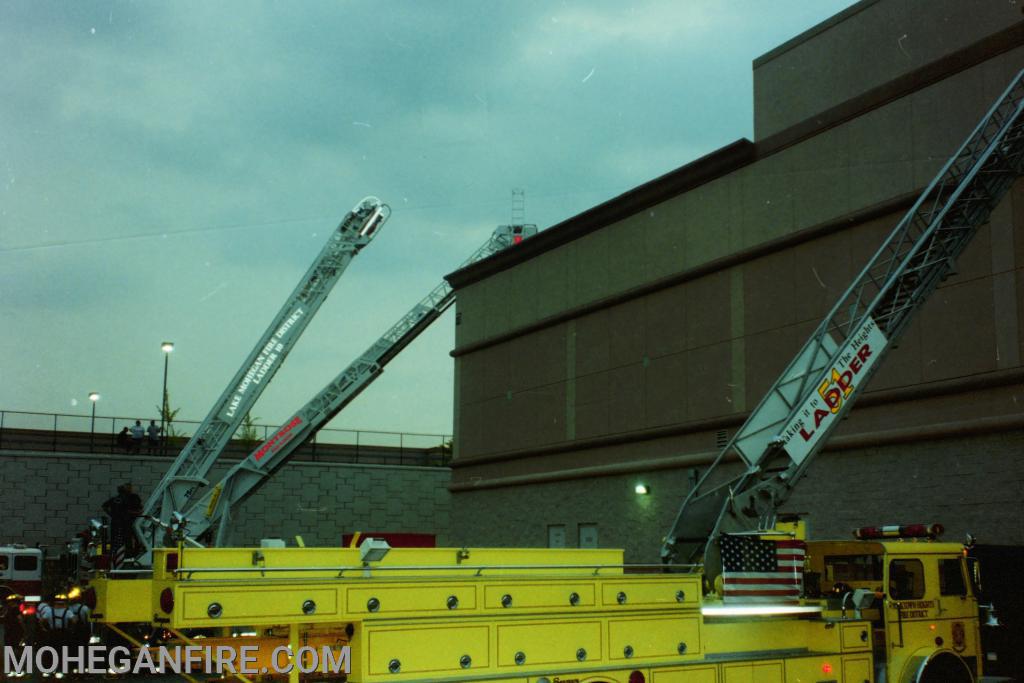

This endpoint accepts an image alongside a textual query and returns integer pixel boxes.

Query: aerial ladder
[661,67,1024,582]
[175,223,537,547]
[136,197,390,557]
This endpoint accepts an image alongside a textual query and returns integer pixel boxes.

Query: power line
[0,214,331,254]
[0,183,631,254]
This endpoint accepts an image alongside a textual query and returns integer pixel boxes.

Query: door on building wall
[548,525,566,548]
[578,524,598,549]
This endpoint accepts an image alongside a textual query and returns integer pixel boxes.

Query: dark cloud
[1,1,859,431]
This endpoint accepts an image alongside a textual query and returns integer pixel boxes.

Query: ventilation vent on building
[715,430,728,449]
[455,312,463,326]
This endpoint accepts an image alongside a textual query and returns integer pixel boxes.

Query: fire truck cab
[0,545,43,602]
[808,535,980,682]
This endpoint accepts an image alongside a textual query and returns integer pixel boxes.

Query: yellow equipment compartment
[721,661,784,682]
[90,578,152,623]
[483,581,595,609]
[608,615,701,660]
[347,583,477,615]
[366,624,489,676]
[652,665,718,682]
[601,577,700,607]
[840,621,872,651]
[497,618,603,667]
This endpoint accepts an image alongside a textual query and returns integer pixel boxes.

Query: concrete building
[445,0,1024,562]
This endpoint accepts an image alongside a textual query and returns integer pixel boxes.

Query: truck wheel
[914,651,973,683]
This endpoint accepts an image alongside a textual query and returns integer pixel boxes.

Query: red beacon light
[853,523,944,540]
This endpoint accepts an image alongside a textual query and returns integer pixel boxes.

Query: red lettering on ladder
[253,415,303,462]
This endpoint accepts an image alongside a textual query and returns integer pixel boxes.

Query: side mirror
[965,556,983,595]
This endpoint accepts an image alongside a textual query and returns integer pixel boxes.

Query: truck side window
[888,559,925,600]
[824,554,882,582]
[0,555,8,572]
[13,555,37,572]
[938,558,967,596]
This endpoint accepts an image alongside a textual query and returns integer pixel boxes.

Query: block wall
[0,451,451,553]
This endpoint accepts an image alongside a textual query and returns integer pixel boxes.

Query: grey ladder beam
[136,197,390,556]
[178,224,536,547]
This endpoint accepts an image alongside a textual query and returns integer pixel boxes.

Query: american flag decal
[720,535,806,603]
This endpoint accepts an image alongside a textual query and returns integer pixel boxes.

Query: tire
[914,651,973,683]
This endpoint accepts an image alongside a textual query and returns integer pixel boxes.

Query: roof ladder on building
[511,187,526,226]
[661,68,1024,580]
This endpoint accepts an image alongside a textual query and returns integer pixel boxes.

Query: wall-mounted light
[635,484,650,495]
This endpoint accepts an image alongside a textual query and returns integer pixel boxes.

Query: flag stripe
[720,595,800,603]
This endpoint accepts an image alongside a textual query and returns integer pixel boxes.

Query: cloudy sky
[1,1,857,443]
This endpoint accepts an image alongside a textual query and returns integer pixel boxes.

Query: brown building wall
[446,2,1024,561]
[450,431,1024,563]
[753,0,1024,139]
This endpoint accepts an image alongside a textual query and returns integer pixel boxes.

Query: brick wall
[450,430,1024,563]
[0,451,451,553]
[5,428,1018,563]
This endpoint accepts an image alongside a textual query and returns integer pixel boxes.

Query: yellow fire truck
[86,525,986,683]
[82,67,1024,683]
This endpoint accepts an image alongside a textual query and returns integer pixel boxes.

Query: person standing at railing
[116,426,131,453]
[129,420,144,454]
[146,419,161,454]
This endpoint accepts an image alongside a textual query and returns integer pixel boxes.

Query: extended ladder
[661,69,1024,579]
[179,224,536,546]
[137,197,390,555]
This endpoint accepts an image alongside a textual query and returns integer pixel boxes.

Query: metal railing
[0,409,452,468]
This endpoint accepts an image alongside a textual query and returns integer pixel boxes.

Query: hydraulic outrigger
[87,68,1024,683]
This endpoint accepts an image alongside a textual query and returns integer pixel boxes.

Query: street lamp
[88,392,100,453]
[161,341,174,454]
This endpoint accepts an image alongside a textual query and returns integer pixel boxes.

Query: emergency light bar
[853,523,944,540]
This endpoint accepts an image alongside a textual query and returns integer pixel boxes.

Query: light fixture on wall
[634,483,650,495]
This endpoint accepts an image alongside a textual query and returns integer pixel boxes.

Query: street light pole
[161,341,174,454]
[88,392,100,453]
